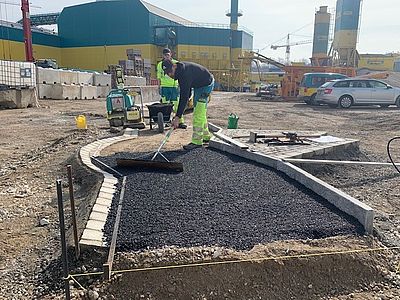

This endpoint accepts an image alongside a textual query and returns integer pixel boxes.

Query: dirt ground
[1,93,400,299]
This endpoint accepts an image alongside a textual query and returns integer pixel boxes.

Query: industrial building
[358,53,400,72]
[0,0,253,90]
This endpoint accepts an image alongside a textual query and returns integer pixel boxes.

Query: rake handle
[151,128,174,161]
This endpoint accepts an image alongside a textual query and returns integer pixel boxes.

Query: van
[299,73,348,105]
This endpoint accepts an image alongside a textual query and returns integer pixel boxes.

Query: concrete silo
[330,0,362,67]
[311,6,331,66]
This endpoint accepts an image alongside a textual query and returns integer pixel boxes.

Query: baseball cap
[162,48,171,55]
[162,59,174,74]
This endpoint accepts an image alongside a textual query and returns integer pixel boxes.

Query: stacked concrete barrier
[36,68,152,100]
[93,73,111,87]
[77,71,94,85]
[37,67,59,84]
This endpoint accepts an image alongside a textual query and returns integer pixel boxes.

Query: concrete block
[80,85,97,100]
[89,212,108,222]
[125,76,146,86]
[79,239,105,248]
[276,161,374,234]
[96,197,112,207]
[37,67,60,84]
[99,185,115,198]
[58,84,80,100]
[123,128,139,137]
[86,219,105,231]
[134,86,161,104]
[0,88,37,109]
[38,83,55,99]
[39,83,80,100]
[92,203,110,214]
[102,182,117,189]
[59,69,79,85]
[77,71,94,85]
[81,228,103,241]
[96,86,110,98]
[93,73,111,86]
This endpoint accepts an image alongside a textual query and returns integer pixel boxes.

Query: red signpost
[21,0,34,62]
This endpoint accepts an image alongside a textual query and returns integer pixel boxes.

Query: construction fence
[0,59,36,90]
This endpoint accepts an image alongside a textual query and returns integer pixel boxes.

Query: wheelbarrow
[147,103,174,133]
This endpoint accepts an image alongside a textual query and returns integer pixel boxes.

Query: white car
[315,79,400,108]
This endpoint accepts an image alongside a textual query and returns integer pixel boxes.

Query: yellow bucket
[75,115,87,130]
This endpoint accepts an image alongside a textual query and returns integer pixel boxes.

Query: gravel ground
[99,148,363,251]
[2,94,400,299]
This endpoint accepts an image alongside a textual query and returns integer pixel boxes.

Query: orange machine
[281,65,356,98]
[250,52,356,99]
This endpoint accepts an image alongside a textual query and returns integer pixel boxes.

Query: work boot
[183,143,202,151]
[178,123,187,129]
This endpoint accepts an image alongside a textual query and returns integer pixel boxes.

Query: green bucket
[227,113,239,129]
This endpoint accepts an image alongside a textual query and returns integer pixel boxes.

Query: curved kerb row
[79,128,138,248]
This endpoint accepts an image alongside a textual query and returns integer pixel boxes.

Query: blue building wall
[56,0,253,49]
[58,0,150,47]
[0,25,60,47]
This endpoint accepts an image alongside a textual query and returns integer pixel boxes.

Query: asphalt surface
[98,148,363,251]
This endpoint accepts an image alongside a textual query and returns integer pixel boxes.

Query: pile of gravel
[99,148,363,251]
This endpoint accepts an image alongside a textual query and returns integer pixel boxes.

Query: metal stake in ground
[56,179,71,300]
[103,176,127,280]
[67,165,80,259]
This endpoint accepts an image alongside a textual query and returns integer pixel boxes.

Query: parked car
[35,59,58,69]
[299,73,348,105]
[315,79,400,108]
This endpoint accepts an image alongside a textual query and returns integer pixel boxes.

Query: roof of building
[140,0,196,25]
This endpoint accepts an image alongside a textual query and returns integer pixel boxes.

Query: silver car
[315,79,400,108]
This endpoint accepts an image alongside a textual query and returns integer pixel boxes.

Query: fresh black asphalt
[98,148,363,251]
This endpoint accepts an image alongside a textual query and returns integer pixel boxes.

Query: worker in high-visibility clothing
[162,59,214,150]
[157,48,187,129]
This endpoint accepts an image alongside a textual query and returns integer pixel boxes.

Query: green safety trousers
[192,80,214,145]
[161,87,184,124]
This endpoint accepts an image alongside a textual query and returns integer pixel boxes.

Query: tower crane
[271,34,312,65]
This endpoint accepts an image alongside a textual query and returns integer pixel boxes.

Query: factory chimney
[226,0,242,31]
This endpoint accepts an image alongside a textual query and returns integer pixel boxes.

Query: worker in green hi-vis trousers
[162,59,214,151]
[157,48,187,129]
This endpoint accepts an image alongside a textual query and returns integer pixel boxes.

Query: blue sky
[2,0,398,61]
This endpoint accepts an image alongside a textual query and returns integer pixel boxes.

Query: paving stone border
[79,128,138,247]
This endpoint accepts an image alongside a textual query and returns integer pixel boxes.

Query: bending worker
[156,48,186,129]
[162,59,214,151]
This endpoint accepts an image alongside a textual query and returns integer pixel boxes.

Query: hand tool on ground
[116,128,183,172]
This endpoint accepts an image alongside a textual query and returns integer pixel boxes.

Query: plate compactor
[106,88,145,128]
[106,65,145,129]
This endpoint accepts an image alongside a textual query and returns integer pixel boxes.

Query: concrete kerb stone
[209,137,374,234]
[78,132,138,248]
